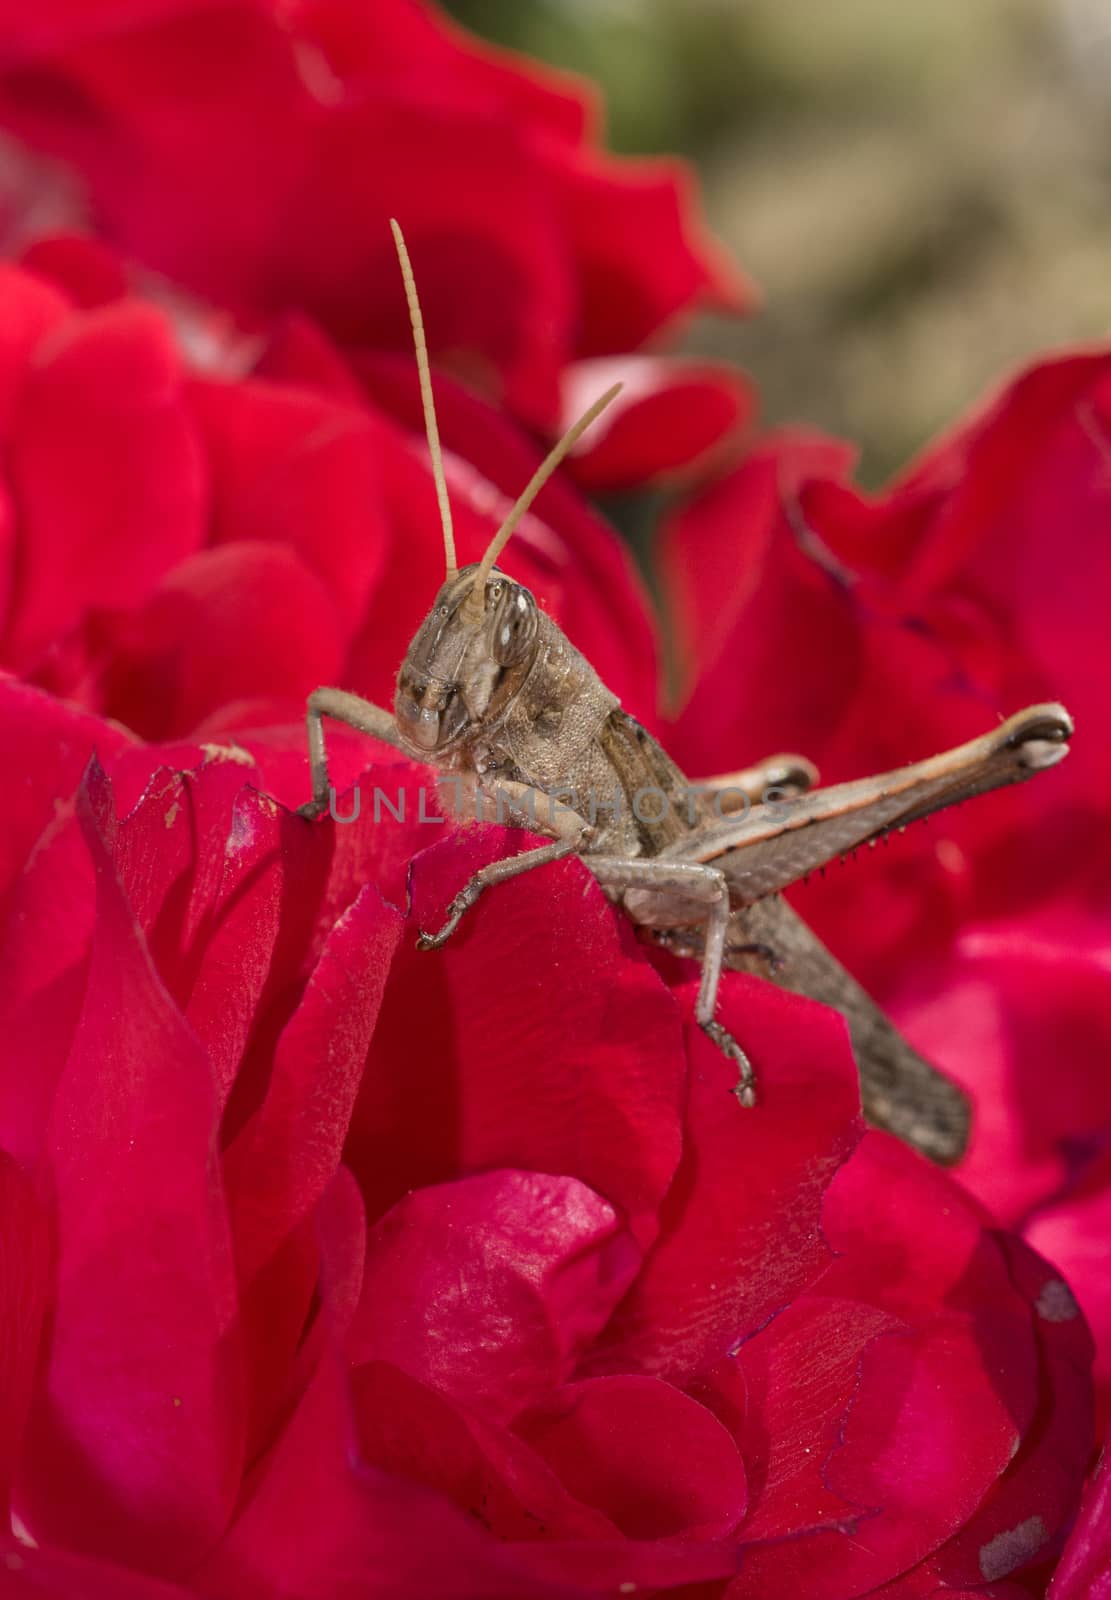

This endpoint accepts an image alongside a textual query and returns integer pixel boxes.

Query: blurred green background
[446,0,1111,486]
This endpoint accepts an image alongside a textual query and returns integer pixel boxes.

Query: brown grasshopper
[298,221,1072,1166]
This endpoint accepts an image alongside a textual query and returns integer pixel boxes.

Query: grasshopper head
[386,219,618,758]
[394,565,539,755]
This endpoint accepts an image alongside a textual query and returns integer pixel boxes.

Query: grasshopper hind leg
[732,899,971,1164]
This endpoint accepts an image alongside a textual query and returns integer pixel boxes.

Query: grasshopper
[298,221,1072,1166]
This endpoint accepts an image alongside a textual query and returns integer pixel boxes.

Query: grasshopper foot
[296,798,328,821]
[701,1019,757,1108]
[416,886,480,950]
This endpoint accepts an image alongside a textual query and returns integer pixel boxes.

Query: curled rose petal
[5,298,204,670]
[585,975,862,1381]
[725,1134,1079,1597]
[560,355,754,493]
[349,1170,641,1424]
[352,1364,744,1592]
[514,1375,748,1540]
[1049,1425,1111,1600]
[1027,1155,1111,1429]
[99,541,343,740]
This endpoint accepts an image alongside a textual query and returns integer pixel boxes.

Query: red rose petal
[0,2,195,63]
[0,1153,51,1514]
[225,881,402,1284]
[824,1318,1030,1589]
[347,823,686,1254]
[0,3,740,429]
[16,762,242,1574]
[1050,1425,1111,1600]
[818,1133,1038,1438]
[723,1135,1074,1596]
[586,975,861,1382]
[350,1169,641,1424]
[253,311,367,405]
[229,1165,368,1484]
[280,95,575,426]
[101,540,342,738]
[658,429,860,773]
[0,675,132,903]
[731,1305,1037,1598]
[865,1570,1031,1600]
[1027,1163,1111,1426]
[559,148,751,357]
[0,262,71,433]
[291,0,594,146]
[516,1375,747,1539]
[927,1233,1093,1588]
[232,1163,368,1481]
[196,1344,584,1600]
[0,6,318,319]
[722,1296,904,1544]
[191,375,390,633]
[900,931,1111,1228]
[6,299,203,669]
[561,355,754,492]
[352,1364,743,1590]
[352,1358,620,1543]
[0,1541,205,1600]
[0,797,93,1166]
[19,231,130,308]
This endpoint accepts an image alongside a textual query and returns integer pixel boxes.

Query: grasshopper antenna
[462,383,622,621]
[390,218,457,577]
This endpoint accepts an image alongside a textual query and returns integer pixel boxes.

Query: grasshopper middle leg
[587,857,756,1107]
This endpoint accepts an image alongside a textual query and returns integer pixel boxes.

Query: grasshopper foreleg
[298,688,406,818]
[587,857,756,1107]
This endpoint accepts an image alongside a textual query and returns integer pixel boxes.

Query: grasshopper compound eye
[488,582,539,668]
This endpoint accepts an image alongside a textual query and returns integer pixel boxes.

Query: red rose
[0,0,748,428]
[660,348,1111,1428]
[0,1,1102,1590]
[0,689,1092,1596]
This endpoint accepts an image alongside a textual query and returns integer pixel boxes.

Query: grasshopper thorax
[394,564,539,756]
